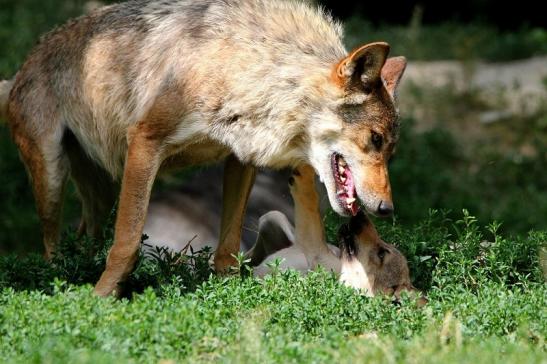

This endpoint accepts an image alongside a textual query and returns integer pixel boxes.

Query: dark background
[319,0,545,29]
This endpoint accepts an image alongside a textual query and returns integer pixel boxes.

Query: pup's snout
[390,285,428,307]
[376,200,394,217]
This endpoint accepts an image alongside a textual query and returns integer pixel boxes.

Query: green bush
[0,210,544,362]
[388,118,547,234]
[0,224,214,297]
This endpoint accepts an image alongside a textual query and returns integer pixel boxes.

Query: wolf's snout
[376,200,394,217]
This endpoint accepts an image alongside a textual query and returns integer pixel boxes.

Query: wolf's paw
[93,277,124,299]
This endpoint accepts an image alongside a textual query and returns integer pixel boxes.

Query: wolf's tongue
[345,168,355,196]
[344,167,358,216]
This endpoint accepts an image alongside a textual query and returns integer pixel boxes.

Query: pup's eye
[378,247,390,261]
[371,132,383,150]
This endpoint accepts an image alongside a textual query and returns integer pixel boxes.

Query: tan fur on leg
[11,125,68,259]
[94,129,161,297]
[214,154,256,272]
[290,165,340,270]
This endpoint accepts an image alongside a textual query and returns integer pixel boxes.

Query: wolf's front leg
[94,128,161,297]
[290,165,340,271]
[214,154,257,272]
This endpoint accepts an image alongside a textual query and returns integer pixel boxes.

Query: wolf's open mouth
[331,153,359,216]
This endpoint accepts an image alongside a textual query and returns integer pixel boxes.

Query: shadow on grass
[0,224,214,298]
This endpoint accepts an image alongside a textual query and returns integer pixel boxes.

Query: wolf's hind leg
[215,154,256,272]
[12,124,69,259]
[64,131,119,239]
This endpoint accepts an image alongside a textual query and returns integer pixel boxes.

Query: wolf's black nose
[377,201,394,217]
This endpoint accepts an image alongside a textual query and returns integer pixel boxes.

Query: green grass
[1,278,544,363]
[0,212,545,363]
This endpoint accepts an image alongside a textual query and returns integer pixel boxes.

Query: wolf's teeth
[339,158,347,167]
[338,166,345,174]
[337,190,345,196]
[346,198,356,204]
[340,176,346,183]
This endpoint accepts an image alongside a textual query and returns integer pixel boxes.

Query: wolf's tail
[0,79,14,122]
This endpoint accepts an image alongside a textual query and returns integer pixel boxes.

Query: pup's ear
[349,210,380,244]
[335,42,390,91]
[381,56,407,97]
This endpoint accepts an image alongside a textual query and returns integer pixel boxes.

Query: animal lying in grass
[249,166,425,303]
[0,0,406,297]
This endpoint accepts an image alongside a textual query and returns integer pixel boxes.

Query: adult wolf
[0,0,406,296]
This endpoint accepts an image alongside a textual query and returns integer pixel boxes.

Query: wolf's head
[306,42,406,217]
[338,211,426,305]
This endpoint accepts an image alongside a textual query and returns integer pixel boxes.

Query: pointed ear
[349,211,380,244]
[361,221,381,244]
[382,56,407,96]
[335,42,390,90]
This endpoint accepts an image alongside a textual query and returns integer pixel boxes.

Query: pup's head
[338,211,426,305]
[306,42,406,217]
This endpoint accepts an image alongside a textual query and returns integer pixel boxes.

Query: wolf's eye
[371,132,383,150]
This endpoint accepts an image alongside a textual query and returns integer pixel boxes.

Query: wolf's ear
[382,56,407,97]
[335,42,390,91]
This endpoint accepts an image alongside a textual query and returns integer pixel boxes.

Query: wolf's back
[6,0,347,174]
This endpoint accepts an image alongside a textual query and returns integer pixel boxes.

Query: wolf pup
[0,0,406,296]
[250,166,425,304]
